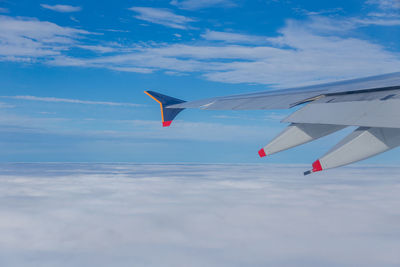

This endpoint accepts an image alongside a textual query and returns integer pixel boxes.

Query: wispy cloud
[48,16,400,87]
[355,17,400,26]
[40,4,82,13]
[76,45,116,53]
[0,111,275,143]
[0,102,15,109]
[202,30,268,44]
[364,0,400,24]
[170,0,236,10]
[0,15,91,61]
[293,7,344,16]
[129,7,194,29]
[366,0,400,10]
[101,29,130,33]
[0,12,399,87]
[0,7,9,13]
[1,96,141,107]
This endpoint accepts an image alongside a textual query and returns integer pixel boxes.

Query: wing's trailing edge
[144,91,185,127]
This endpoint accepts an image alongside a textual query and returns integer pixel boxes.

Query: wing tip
[258,148,267,158]
[304,160,323,175]
[162,121,172,127]
[312,160,323,172]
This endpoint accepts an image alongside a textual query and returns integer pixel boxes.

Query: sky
[0,163,399,267]
[0,0,400,164]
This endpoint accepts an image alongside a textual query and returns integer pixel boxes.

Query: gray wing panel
[168,72,400,110]
[283,97,400,128]
[187,92,321,110]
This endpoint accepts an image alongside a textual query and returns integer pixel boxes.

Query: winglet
[144,91,186,127]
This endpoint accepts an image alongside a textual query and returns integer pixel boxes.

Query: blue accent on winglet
[145,91,186,126]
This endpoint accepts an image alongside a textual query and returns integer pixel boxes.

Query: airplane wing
[145,72,400,174]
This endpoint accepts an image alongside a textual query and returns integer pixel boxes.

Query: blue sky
[0,0,400,163]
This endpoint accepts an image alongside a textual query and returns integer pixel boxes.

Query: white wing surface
[145,72,400,174]
[169,72,400,110]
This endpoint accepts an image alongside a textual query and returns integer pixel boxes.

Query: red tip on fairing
[312,160,323,172]
[258,148,267,158]
[163,121,172,127]
[304,160,323,176]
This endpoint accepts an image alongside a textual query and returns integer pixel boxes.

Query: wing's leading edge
[168,72,400,110]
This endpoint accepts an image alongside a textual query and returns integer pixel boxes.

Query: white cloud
[76,45,116,53]
[364,0,400,23]
[40,4,82,13]
[129,7,194,29]
[0,7,9,13]
[101,29,130,33]
[0,102,14,108]
[0,109,276,142]
[69,16,79,23]
[170,0,236,10]
[366,0,400,10]
[355,17,400,26]
[108,66,154,73]
[201,30,268,44]
[0,163,399,266]
[0,15,91,61]
[1,14,400,87]
[293,7,344,16]
[47,16,400,87]
[1,96,141,107]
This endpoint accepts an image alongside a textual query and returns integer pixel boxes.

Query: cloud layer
[0,163,399,266]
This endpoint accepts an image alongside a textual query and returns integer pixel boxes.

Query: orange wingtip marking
[144,91,165,123]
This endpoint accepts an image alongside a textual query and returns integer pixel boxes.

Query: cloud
[1,13,400,87]
[0,7,9,13]
[0,110,275,143]
[101,29,130,33]
[1,96,141,107]
[170,0,236,10]
[364,0,400,23]
[129,7,194,29]
[48,15,400,87]
[201,30,268,44]
[40,4,82,13]
[293,7,344,16]
[366,0,400,10]
[76,45,116,53]
[0,163,399,266]
[0,102,15,108]
[354,17,400,26]
[0,15,91,61]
